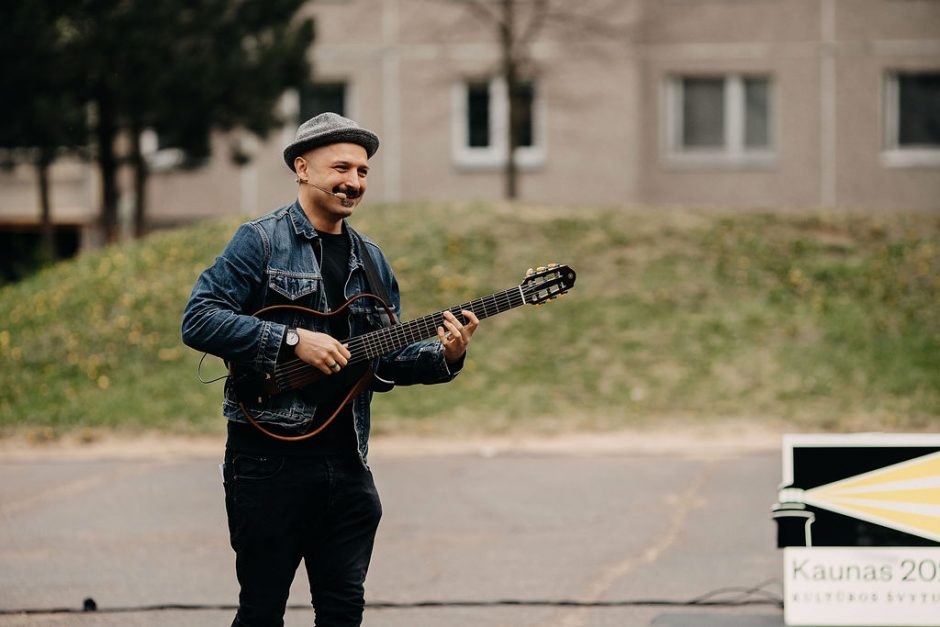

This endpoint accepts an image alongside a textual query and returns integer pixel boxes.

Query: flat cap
[283,112,380,171]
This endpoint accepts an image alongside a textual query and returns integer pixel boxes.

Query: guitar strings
[273,288,524,388]
[271,276,564,389]
[272,277,562,389]
[271,283,545,387]
[286,289,518,366]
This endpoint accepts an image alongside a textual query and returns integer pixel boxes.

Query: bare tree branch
[518,0,549,47]
[454,0,502,27]
[444,0,632,199]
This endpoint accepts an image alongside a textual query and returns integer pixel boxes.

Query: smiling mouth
[333,188,359,208]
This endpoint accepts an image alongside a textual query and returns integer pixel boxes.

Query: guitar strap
[348,226,398,326]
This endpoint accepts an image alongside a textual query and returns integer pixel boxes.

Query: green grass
[1,203,938,438]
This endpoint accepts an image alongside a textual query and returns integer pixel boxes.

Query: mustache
[334,186,361,199]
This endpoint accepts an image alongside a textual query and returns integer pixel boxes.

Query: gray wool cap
[283,112,380,170]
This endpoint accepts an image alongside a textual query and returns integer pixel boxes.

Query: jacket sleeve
[362,243,463,388]
[181,223,285,373]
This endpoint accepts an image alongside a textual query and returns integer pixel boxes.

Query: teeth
[335,192,348,200]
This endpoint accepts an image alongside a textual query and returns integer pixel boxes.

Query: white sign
[784,547,940,626]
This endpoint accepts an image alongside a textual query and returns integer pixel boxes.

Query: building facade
[1,0,938,248]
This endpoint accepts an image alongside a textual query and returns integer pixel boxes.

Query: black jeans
[223,450,383,627]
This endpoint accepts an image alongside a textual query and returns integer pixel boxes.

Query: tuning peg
[537,266,546,272]
[526,267,534,276]
[548,262,557,268]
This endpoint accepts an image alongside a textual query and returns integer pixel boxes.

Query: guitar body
[226,264,577,441]
[228,354,370,410]
[226,296,389,441]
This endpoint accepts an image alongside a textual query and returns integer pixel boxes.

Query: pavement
[0,430,787,626]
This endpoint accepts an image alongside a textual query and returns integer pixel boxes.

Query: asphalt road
[0,435,786,626]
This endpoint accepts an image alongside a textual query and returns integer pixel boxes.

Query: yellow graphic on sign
[798,451,940,543]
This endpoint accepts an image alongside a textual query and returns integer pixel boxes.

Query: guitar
[229,263,576,440]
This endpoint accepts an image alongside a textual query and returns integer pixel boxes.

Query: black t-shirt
[316,229,350,338]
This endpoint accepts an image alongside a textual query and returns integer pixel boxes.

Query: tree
[63,0,314,241]
[0,2,87,259]
[457,0,546,199]
[452,0,629,199]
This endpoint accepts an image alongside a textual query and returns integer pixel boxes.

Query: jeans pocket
[232,455,285,481]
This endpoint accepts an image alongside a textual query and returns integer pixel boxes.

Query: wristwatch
[285,327,300,348]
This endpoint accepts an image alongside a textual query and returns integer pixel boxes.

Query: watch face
[286,329,300,346]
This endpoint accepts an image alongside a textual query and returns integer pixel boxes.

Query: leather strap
[348,226,397,326]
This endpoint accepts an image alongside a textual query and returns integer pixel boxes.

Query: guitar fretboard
[274,285,530,385]
[346,285,526,363]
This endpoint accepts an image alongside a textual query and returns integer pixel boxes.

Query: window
[453,77,543,169]
[299,81,347,120]
[883,71,940,168]
[665,74,774,167]
[467,81,491,148]
[681,78,724,148]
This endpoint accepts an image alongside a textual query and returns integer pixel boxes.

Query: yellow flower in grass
[158,347,180,362]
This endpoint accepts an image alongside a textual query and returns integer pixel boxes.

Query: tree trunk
[501,0,519,200]
[95,89,120,244]
[36,150,56,261]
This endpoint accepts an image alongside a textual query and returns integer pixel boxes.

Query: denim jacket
[181,201,461,464]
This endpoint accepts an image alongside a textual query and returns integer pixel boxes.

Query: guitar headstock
[521,263,577,306]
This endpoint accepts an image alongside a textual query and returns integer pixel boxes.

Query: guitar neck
[263,264,573,397]
[346,285,527,363]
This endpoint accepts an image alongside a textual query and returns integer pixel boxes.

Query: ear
[294,157,307,180]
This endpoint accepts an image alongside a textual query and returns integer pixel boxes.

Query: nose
[339,171,362,196]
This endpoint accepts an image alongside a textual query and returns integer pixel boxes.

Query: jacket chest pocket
[267,270,321,303]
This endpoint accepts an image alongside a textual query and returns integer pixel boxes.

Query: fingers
[461,309,480,332]
[437,311,461,344]
[318,346,349,375]
[438,310,479,363]
[441,310,479,338]
[295,329,351,375]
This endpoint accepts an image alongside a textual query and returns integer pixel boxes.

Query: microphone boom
[296,179,349,201]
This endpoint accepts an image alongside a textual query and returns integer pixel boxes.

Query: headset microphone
[295,178,349,201]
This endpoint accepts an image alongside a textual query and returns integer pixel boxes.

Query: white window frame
[663,74,776,169]
[881,71,940,169]
[140,129,185,172]
[299,79,349,120]
[452,76,546,171]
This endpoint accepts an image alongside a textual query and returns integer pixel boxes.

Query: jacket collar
[287,199,363,265]
[287,200,317,240]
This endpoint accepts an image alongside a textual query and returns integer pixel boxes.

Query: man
[181,112,479,626]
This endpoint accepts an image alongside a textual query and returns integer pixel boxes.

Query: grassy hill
[1,203,938,438]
